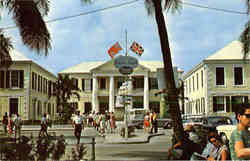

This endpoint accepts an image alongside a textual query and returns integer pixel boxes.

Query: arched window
[37,101,42,117]
[48,103,51,115]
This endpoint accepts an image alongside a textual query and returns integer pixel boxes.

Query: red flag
[130,41,144,56]
[108,42,122,58]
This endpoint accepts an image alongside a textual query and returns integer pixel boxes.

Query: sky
[0,0,248,76]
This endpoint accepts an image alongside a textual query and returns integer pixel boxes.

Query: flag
[108,42,122,58]
[130,41,144,56]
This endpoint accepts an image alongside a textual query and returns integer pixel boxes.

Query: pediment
[91,57,150,74]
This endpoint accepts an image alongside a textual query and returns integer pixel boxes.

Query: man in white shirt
[72,111,84,144]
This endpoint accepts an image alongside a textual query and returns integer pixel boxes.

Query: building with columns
[0,50,57,121]
[183,40,250,116]
[59,56,183,118]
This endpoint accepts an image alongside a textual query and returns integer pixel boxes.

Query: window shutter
[19,70,24,88]
[91,79,93,90]
[6,71,10,88]
[0,71,4,88]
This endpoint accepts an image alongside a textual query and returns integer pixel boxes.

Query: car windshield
[207,117,233,125]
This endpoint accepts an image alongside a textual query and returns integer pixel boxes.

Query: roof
[9,49,32,61]
[59,60,165,74]
[205,40,249,61]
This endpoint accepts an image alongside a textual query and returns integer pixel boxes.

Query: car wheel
[220,133,228,145]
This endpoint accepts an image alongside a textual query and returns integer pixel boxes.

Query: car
[201,115,233,131]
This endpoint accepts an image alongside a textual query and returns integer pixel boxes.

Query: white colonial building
[183,40,250,115]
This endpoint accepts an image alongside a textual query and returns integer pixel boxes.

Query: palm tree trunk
[152,0,184,141]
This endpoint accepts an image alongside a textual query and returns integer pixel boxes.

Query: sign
[114,55,138,69]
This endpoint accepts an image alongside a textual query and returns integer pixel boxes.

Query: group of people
[2,112,23,140]
[168,103,250,160]
[83,111,116,134]
[72,110,116,144]
[144,111,158,134]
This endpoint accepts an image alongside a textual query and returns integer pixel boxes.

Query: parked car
[201,116,233,131]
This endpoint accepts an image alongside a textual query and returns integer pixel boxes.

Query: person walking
[110,112,116,133]
[229,103,250,160]
[152,111,158,133]
[72,111,84,144]
[2,112,8,134]
[144,112,150,133]
[39,114,49,138]
[13,113,23,140]
[8,114,14,136]
[46,112,52,129]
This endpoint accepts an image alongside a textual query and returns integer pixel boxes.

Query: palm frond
[144,0,154,16]
[36,0,50,16]
[11,0,51,55]
[163,0,182,14]
[81,0,93,4]
[240,20,250,59]
[0,30,13,68]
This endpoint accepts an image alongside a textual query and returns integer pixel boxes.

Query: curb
[104,132,165,144]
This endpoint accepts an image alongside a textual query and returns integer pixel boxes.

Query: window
[99,78,106,89]
[234,67,243,85]
[133,77,144,89]
[196,73,199,90]
[149,78,158,89]
[201,70,203,88]
[216,67,225,85]
[84,79,92,91]
[72,78,78,89]
[34,73,37,91]
[213,96,225,112]
[11,71,19,87]
[32,72,35,89]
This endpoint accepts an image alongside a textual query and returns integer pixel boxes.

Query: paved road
[93,129,173,160]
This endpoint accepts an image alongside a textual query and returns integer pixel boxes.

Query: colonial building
[0,50,57,121]
[59,56,183,118]
[183,40,250,115]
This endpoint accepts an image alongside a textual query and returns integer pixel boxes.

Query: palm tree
[240,0,249,59]
[52,74,80,122]
[0,0,51,67]
[145,0,184,140]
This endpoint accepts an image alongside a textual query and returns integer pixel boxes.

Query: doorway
[9,98,18,115]
[85,102,92,114]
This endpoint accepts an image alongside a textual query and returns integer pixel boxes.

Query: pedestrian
[100,114,106,135]
[39,114,49,138]
[72,111,84,144]
[2,112,8,134]
[229,103,250,160]
[46,112,52,129]
[144,112,150,133]
[149,110,153,133]
[110,112,116,133]
[13,113,22,140]
[8,114,14,136]
[152,111,158,133]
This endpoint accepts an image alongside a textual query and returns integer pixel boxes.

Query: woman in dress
[8,114,13,136]
[110,112,115,133]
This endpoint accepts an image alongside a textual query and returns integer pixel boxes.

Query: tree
[240,0,250,59]
[52,74,80,122]
[0,30,13,68]
[0,0,51,68]
[145,0,184,140]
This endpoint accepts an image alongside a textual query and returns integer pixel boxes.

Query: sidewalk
[1,125,166,144]
[103,129,165,144]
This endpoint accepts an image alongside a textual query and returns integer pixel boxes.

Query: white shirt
[74,115,83,124]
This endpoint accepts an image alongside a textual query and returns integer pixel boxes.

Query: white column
[144,74,149,110]
[92,76,99,113]
[109,76,115,112]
